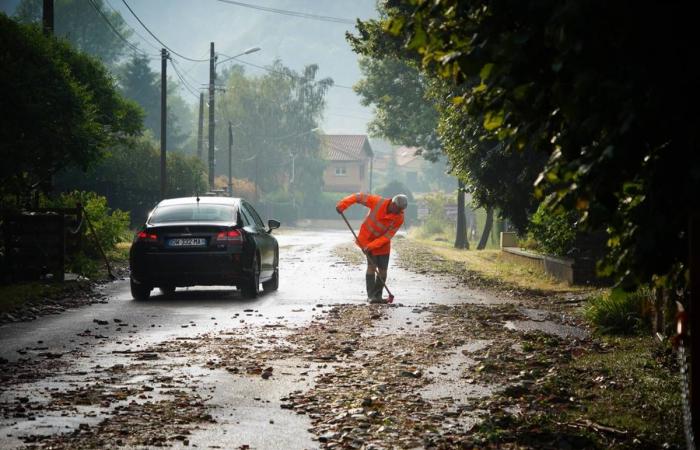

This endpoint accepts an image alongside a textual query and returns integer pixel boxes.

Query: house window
[335,166,347,177]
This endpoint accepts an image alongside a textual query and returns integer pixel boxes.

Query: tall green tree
[14,0,132,66]
[118,55,193,150]
[216,62,331,208]
[0,13,142,205]
[377,0,698,290]
[55,134,206,224]
[348,13,542,247]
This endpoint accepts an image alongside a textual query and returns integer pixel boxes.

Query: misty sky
[0,0,379,134]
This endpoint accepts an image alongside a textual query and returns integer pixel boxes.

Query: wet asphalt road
[0,228,503,449]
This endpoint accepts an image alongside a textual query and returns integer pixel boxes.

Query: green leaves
[483,110,504,131]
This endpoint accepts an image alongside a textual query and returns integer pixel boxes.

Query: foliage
[417,191,450,238]
[54,135,207,224]
[42,191,130,275]
[374,0,697,291]
[0,14,142,206]
[216,62,331,208]
[348,8,545,234]
[15,0,132,66]
[528,202,578,257]
[585,288,652,335]
[429,83,547,232]
[354,56,440,159]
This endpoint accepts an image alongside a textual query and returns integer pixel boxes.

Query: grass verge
[396,234,589,297]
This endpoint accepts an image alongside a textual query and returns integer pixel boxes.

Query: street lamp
[216,47,261,66]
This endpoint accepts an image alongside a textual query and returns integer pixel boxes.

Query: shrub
[528,202,578,257]
[585,287,652,335]
[43,191,130,276]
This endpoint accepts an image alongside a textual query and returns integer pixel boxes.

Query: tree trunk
[477,207,494,250]
[454,179,469,249]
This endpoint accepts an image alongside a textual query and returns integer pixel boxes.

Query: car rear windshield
[149,204,237,223]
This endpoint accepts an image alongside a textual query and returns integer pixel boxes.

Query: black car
[129,196,280,300]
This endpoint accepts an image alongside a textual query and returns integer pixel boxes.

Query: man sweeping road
[336,193,407,304]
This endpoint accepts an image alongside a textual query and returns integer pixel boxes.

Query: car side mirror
[267,219,281,233]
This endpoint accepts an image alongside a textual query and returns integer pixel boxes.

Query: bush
[416,191,452,239]
[585,287,652,335]
[43,191,130,276]
[528,202,578,257]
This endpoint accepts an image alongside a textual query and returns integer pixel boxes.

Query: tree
[348,10,540,248]
[378,0,698,290]
[0,14,142,205]
[216,62,331,209]
[118,55,193,150]
[54,134,206,224]
[15,0,132,67]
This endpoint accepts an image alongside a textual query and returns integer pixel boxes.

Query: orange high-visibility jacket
[337,193,404,256]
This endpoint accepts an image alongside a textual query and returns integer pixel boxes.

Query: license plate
[167,237,206,247]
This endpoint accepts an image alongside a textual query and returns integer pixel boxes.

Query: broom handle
[339,211,394,297]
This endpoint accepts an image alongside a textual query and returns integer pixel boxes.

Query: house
[320,135,374,193]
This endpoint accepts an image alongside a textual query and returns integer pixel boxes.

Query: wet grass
[396,235,588,296]
[468,333,684,449]
[566,336,682,442]
[584,288,651,335]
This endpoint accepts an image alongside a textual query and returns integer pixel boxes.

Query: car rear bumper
[130,251,248,287]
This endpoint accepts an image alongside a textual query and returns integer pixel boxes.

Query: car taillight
[216,229,243,244]
[137,231,158,241]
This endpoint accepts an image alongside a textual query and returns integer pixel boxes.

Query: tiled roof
[320,135,373,161]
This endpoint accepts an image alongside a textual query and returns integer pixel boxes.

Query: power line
[103,0,161,52]
[121,0,210,63]
[87,0,157,59]
[170,59,204,100]
[214,0,354,25]
[171,57,205,90]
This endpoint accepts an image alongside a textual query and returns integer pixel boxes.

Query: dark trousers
[365,253,389,299]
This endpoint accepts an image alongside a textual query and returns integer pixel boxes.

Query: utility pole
[42,0,53,35]
[197,93,204,162]
[160,48,168,199]
[208,42,216,190]
[228,121,233,196]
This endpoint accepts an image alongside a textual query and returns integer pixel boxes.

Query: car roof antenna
[196,191,200,202]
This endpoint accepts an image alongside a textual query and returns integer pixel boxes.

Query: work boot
[365,273,376,302]
[372,276,386,302]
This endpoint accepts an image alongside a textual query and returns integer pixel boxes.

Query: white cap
[391,194,408,210]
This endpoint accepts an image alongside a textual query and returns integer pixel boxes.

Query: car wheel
[241,253,260,298]
[159,286,175,296]
[130,277,151,300]
[263,254,279,292]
